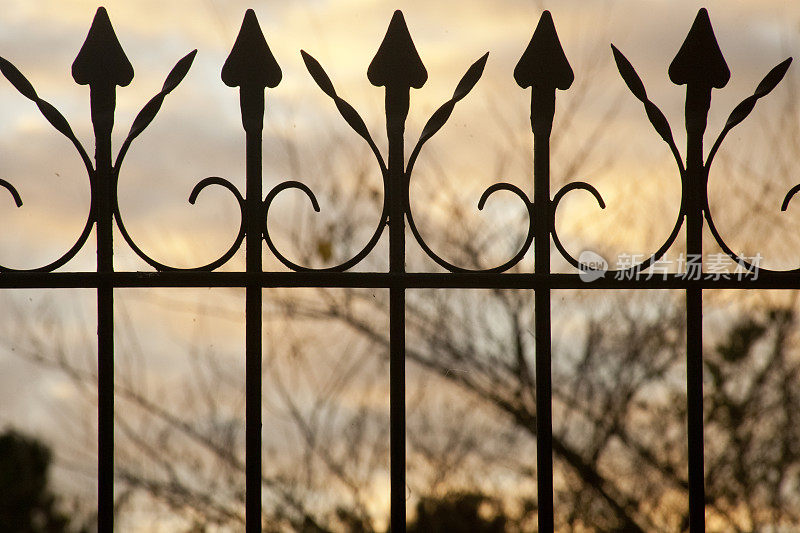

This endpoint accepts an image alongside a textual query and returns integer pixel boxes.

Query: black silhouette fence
[0,6,794,532]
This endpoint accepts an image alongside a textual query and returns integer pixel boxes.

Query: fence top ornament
[221,9,281,90]
[71,7,133,88]
[0,7,795,279]
[668,8,730,89]
[514,11,573,91]
[368,10,428,90]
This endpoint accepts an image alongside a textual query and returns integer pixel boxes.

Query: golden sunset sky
[0,0,798,272]
[0,2,799,528]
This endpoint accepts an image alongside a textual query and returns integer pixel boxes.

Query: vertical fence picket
[515,12,574,532]
[222,10,282,531]
[368,12,428,531]
[72,8,134,531]
[669,10,730,529]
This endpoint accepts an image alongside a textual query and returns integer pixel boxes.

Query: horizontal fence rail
[0,271,795,289]
[0,5,795,532]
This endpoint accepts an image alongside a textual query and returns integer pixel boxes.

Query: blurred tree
[0,429,87,533]
[6,153,798,531]
[2,40,799,533]
[407,492,507,532]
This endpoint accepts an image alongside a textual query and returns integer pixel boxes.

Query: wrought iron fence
[0,5,795,532]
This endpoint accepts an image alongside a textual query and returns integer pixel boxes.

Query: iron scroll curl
[703,58,796,275]
[405,178,536,273]
[0,188,96,273]
[550,177,686,277]
[111,50,247,272]
[548,44,690,279]
[260,50,390,273]
[111,50,249,272]
[556,37,793,279]
[0,56,96,272]
[113,175,247,272]
[273,44,539,274]
[0,26,238,273]
[262,179,389,272]
[403,52,538,273]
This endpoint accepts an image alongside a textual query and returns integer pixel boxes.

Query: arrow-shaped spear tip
[669,8,730,88]
[72,6,134,87]
[367,10,427,89]
[514,10,574,90]
[221,8,282,89]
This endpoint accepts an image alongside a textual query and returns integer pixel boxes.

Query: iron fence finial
[515,11,572,140]
[221,9,282,90]
[514,10,573,91]
[222,9,280,135]
[368,10,427,90]
[669,8,730,89]
[72,7,133,88]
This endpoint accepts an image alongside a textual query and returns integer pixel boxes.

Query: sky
[0,0,799,527]
[0,0,798,272]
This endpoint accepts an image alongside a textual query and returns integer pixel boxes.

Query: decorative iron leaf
[418,54,488,144]
[406,53,488,174]
[301,50,384,171]
[643,101,675,146]
[162,49,197,94]
[301,51,336,98]
[453,52,489,102]
[114,50,197,172]
[0,57,91,172]
[754,58,792,96]
[611,45,646,101]
[706,58,792,169]
[0,57,37,100]
[126,50,196,140]
[724,58,791,131]
[611,45,679,156]
[334,99,371,140]
[418,101,457,146]
[36,100,77,141]
[128,97,167,140]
